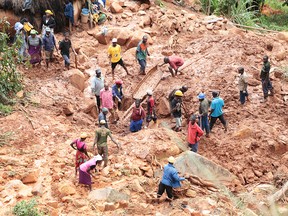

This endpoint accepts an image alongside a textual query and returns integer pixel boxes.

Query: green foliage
[155,0,165,8]
[0,131,14,147]
[0,18,23,103]
[0,104,13,115]
[230,0,259,26]
[13,199,43,216]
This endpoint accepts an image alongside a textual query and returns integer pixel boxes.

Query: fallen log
[234,24,280,33]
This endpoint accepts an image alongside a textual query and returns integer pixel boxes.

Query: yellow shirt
[108,44,121,63]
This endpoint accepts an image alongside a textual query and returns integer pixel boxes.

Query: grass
[0,103,13,115]
[13,199,43,216]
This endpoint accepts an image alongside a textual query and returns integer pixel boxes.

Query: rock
[110,2,123,13]
[102,166,110,176]
[138,10,146,16]
[244,208,258,216]
[277,32,288,42]
[64,69,86,92]
[140,3,150,10]
[157,98,170,117]
[206,24,214,30]
[248,78,259,86]
[232,127,253,139]
[88,187,129,203]
[63,104,74,116]
[117,30,131,46]
[275,51,286,61]
[104,202,119,211]
[142,16,151,26]
[16,90,24,98]
[118,200,129,208]
[58,183,76,196]
[47,201,58,209]
[126,32,153,49]
[186,189,197,198]
[4,180,32,198]
[130,179,145,193]
[124,1,140,12]
[21,171,39,184]
[265,172,274,181]
[144,169,153,178]
[274,69,283,79]
[95,32,109,45]
[62,196,74,202]
[32,181,43,196]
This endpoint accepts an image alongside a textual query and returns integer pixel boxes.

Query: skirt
[28,45,41,64]
[75,150,87,168]
[79,169,91,185]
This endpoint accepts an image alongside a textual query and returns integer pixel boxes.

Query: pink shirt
[80,158,97,173]
[74,139,87,150]
[169,56,184,70]
[100,88,114,109]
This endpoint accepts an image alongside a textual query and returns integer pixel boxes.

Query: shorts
[45,50,53,60]
[97,145,108,163]
[111,58,125,70]
[175,117,182,127]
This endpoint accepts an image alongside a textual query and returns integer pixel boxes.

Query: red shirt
[131,106,146,121]
[147,96,155,114]
[169,56,184,70]
[187,122,204,144]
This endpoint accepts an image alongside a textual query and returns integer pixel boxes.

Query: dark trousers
[96,95,101,112]
[210,114,226,131]
[240,91,248,104]
[189,142,199,153]
[199,114,210,134]
[157,182,173,199]
[138,59,146,72]
[261,78,273,98]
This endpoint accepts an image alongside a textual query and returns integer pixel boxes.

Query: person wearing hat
[238,67,249,105]
[168,86,188,110]
[70,132,90,176]
[91,69,105,112]
[136,35,150,75]
[187,115,204,153]
[27,29,42,65]
[98,107,109,128]
[42,9,56,36]
[260,55,273,103]
[197,93,211,137]
[171,90,183,132]
[209,91,227,132]
[161,56,184,77]
[42,27,58,68]
[59,32,77,70]
[145,89,157,128]
[93,120,120,167]
[100,84,116,124]
[108,38,130,80]
[112,80,124,111]
[157,156,186,201]
[79,154,103,191]
[130,99,146,132]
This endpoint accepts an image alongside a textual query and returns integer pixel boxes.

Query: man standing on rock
[112,80,124,111]
[98,107,109,128]
[100,84,116,124]
[157,156,186,202]
[146,90,157,128]
[171,90,183,132]
[238,67,249,104]
[136,35,150,75]
[209,91,227,132]
[59,32,77,70]
[93,120,121,167]
[260,55,274,103]
[91,69,104,112]
[42,27,58,68]
[108,38,130,80]
[197,93,210,137]
[162,56,184,77]
[187,115,204,153]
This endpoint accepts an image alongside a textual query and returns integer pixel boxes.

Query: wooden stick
[233,24,280,33]
[19,107,36,130]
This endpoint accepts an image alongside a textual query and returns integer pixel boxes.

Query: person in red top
[162,56,184,77]
[146,89,157,127]
[187,115,204,153]
[130,99,146,132]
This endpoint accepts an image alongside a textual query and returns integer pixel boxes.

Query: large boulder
[277,32,288,42]
[126,31,153,49]
[95,32,109,45]
[117,30,132,46]
[58,182,76,197]
[110,2,123,13]
[64,69,86,92]
[157,98,170,117]
[88,187,129,203]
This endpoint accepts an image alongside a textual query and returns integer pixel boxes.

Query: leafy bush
[0,104,13,115]
[0,18,23,104]
[13,199,43,216]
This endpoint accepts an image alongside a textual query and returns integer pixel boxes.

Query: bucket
[81,8,89,15]
[81,13,89,24]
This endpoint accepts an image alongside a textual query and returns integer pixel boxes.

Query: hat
[94,154,103,162]
[80,132,88,139]
[30,29,37,35]
[115,80,123,85]
[197,93,205,99]
[174,90,183,97]
[96,69,101,74]
[46,27,51,32]
[147,89,153,96]
[100,120,106,125]
[45,10,53,15]
[102,107,108,112]
[112,38,117,43]
[168,156,175,164]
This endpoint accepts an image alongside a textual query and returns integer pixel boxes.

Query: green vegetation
[199,0,288,31]
[0,103,13,115]
[0,131,14,147]
[0,18,23,105]
[13,199,43,216]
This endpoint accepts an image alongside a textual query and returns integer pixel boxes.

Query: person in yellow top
[108,38,130,80]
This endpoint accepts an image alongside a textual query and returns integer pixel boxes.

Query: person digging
[161,56,184,77]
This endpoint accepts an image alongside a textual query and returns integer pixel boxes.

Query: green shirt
[260,61,270,80]
[136,41,148,60]
[95,127,111,147]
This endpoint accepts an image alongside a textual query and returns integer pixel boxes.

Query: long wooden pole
[233,24,280,33]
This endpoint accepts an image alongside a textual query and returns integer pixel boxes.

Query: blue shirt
[210,97,224,117]
[112,84,123,100]
[161,164,185,188]
[42,34,56,51]
[64,2,74,23]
